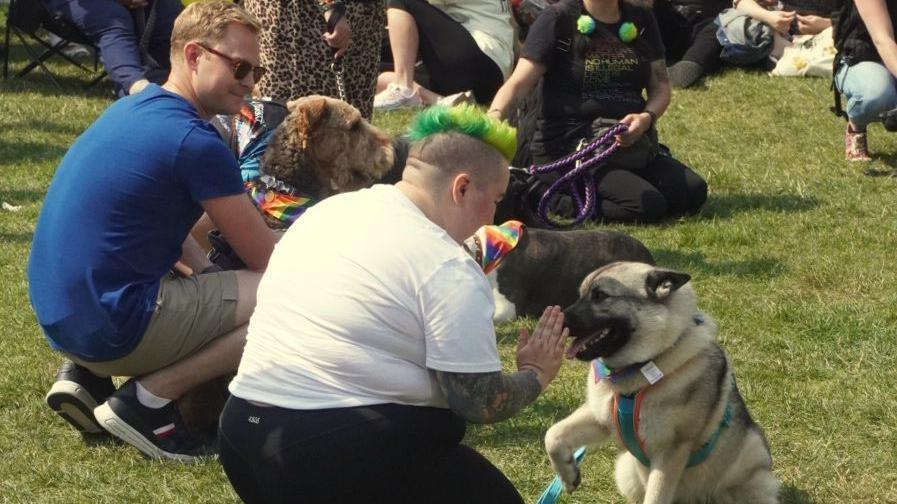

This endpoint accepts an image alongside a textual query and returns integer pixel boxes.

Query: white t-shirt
[229,185,502,410]
[430,0,516,78]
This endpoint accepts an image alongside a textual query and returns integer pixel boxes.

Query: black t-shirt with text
[521,0,664,161]
[522,0,665,122]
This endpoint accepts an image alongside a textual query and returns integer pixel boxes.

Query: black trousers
[218,397,524,504]
[385,0,504,104]
[652,2,724,72]
[520,152,708,224]
[589,153,709,223]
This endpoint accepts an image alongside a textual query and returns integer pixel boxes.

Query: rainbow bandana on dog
[244,175,316,227]
[465,220,524,275]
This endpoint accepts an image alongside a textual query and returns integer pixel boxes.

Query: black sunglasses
[196,43,267,82]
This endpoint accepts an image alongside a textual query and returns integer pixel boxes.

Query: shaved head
[403,132,508,190]
[395,111,514,242]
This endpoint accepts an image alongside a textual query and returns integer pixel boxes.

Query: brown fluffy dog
[260,95,395,200]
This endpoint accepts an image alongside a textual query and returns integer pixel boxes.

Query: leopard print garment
[244,0,385,119]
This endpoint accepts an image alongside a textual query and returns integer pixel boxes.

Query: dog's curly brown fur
[260,95,395,200]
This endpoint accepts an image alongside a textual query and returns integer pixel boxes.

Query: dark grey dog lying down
[484,228,655,322]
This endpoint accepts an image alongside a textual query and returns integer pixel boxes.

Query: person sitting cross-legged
[29,1,277,461]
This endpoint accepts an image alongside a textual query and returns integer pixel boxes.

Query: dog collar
[244,175,317,227]
[464,220,524,275]
[593,313,708,384]
[593,360,649,384]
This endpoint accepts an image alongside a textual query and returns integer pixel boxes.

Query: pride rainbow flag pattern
[469,220,525,275]
[244,179,315,226]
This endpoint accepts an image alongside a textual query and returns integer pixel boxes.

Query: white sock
[135,381,172,409]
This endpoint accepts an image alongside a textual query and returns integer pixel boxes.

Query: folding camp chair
[2,0,105,89]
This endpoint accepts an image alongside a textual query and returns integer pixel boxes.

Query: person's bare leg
[387,8,419,89]
[378,70,441,104]
[377,72,393,93]
[181,235,213,272]
[415,85,442,105]
[137,270,262,400]
[191,213,216,253]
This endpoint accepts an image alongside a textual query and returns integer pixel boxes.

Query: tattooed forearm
[435,370,542,424]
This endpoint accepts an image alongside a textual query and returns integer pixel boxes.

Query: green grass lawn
[3,21,897,504]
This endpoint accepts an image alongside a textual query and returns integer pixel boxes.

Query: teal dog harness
[596,356,733,468]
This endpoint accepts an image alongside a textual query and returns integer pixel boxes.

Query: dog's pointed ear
[286,96,329,126]
[303,97,330,126]
[645,268,691,300]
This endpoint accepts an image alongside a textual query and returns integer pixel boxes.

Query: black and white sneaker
[45,360,116,434]
[93,379,212,462]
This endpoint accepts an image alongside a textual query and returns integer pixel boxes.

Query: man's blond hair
[170,1,261,61]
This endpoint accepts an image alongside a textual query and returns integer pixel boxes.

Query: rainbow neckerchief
[244,175,316,228]
[466,220,524,275]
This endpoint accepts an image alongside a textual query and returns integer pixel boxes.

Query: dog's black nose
[562,304,585,336]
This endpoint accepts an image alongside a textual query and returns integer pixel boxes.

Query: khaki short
[68,271,239,377]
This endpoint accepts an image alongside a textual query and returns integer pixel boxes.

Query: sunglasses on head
[196,43,267,82]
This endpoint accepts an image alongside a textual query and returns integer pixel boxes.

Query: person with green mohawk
[218,104,570,503]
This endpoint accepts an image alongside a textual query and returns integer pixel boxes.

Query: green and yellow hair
[406,104,517,162]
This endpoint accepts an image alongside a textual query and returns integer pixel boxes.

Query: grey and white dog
[482,229,655,322]
[545,261,778,504]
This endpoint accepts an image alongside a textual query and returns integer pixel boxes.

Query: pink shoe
[373,84,423,111]
[845,125,871,161]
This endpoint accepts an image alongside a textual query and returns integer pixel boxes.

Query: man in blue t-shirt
[28,1,276,461]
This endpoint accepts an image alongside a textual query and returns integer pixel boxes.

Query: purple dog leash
[526,122,628,228]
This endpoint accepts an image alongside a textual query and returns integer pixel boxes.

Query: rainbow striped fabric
[244,175,315,227]
[467,220,525,275]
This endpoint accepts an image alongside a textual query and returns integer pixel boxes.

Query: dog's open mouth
[566,327,612,360]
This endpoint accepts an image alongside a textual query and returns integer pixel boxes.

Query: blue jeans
[41,0,182,96]
[835,60,897,129]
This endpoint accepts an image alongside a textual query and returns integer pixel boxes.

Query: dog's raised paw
[563,468,581,493]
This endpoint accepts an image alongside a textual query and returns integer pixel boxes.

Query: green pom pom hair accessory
[406,104,517,162]
[618,21,638,43]
[577,15,637,43]
[576,14,596,35]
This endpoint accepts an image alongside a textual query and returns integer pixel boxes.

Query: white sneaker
[436,90,475,107]
[374,84,423,111]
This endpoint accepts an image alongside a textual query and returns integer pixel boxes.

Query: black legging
[218,396,524,504]
[652,2,724,72]
[590,153,708,222]
[385,0,504,104]
[530,133,708,223]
